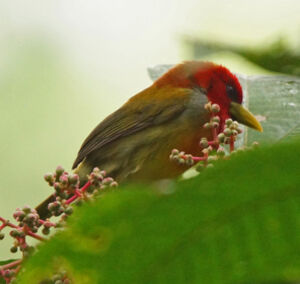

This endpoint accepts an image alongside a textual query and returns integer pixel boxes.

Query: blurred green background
[0,0,299,257]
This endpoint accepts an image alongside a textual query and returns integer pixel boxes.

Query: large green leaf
[148,65,300,145]
[17,138,300,283]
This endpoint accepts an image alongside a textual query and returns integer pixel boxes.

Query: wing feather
[72,87,192,169]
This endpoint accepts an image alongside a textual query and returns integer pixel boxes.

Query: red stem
[80,181,92,193]
[27,231,46,241]
[65,181,91,205]
[207,141,218,147]
[0,217,19,230]
[212,127,217,142]
[0,259,22,271]
[65,191,80,205]
[39,220,56,227]
[230,136,235,152]
[192,156,207,162]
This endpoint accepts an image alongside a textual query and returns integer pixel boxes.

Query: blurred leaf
[148,65,300,145]
[185,38,300,77]
[18,138,300,283]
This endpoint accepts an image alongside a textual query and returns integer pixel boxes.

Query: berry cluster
[0,166,118,283]
[170,102,251,171]
[169,149,194,166]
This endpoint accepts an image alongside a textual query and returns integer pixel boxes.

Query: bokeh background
[0,0,299,257]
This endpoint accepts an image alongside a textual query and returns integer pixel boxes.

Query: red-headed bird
[36,61,262,218]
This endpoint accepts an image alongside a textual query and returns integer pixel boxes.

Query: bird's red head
[155,61,262,132]
[192,62,243,121]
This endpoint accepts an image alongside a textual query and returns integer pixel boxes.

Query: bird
[36,61,262,218]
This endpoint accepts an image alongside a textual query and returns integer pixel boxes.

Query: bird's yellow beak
[229,102,263,132]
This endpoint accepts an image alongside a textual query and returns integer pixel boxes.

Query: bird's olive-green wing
[72,87,192,169]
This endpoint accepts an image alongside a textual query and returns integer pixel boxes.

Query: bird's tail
[35,164,90,220]
[35,194,56,220]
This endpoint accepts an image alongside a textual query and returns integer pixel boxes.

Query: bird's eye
[226,85,239,102]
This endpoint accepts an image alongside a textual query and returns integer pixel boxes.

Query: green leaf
[240,76,300,144]
[18,138,300,283]
[185,38,300,77]
[148,65,300,145]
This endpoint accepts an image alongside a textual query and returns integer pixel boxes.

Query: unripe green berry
[233,121,239,128]
[211,116,220,123]
[10,230,19,238]
[211,104,220,113]
[31,226,38,233]
[17,212,25,221]
[27,213,36,221]
[223,128,232,137]
[48,203,55,211]
[185,154,194,166]
[0,233,5,240]
[59,206,65,213]
[22,206,31,214]
[103,177,113,185]
[171,149,179,155]
[92,167,100,174]
[44,173,54,183]
[212,122,219,128]
[55,166,64,176]
[42,227,50,235]
[68,174,79,185]
[217,133,225,143]
[225,118,233,126]
[110,181,118,187]
[59,175,69,186]
[203,122,212,129]
[199,138,208,148]
[10,246,18,253]
[65,207,74,215]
